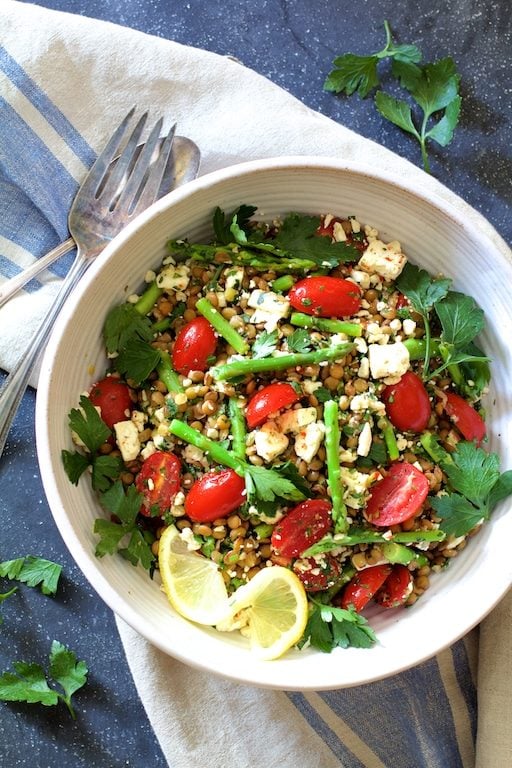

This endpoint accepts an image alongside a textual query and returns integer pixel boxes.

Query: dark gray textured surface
[1,1,510,766]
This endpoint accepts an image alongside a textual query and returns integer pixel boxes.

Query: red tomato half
[288,276,362,318]
[172,316,217,375]
[382,371,431,433]
[336,564,392,611]
[184,468,246,522]
[271,499,332,558]
[293,554,342,593]
[364,462,429,527]
[135,451,181,517]
[374,565,413,608]
[89,376,132,429]
[444,391,486,444]
[245,382,300,429]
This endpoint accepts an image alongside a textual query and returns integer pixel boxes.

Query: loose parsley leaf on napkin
[0,641,88,719]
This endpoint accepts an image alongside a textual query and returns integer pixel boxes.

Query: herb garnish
[0,641,88,719]
[299,598,377,652]
[94,481,154,570]
[325,21,462,172]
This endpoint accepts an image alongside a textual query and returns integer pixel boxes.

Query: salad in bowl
[61,201,512,661]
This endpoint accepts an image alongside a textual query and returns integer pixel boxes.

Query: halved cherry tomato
[444,391,486,444]
[184,468,246,523]
[288,276,362,318]
[364,462,429,527]
[374,564,413,608]
[335,564,392,611]
[89,376,132,429]
[293,554,342,593]
[245,382,300,429]
[135,451,181,517]
[172,316,217,375]
[271,499,332,558]
[382,371,431,433]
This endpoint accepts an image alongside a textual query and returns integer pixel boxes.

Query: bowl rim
[35,156,512,689]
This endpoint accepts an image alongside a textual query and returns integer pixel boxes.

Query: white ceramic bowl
[36,157,512,689]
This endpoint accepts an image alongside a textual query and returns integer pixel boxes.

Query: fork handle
[0,238,75,309]
[0,251,89,458]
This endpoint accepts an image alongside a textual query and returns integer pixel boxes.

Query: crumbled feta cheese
[354,336,368,354]
[131,410,146,432]
[247,290,290,331]
[179,528,202,551]
[402,318,417,336]
[294,422,325,463]
[357,422,373,457]
[140,441,157,461]
[332,221,347,242]
[224,267,245,302]
[368,341,410,381]
[302,379,322,395]
[114,420,140,462]
[358,357,370,379]
[339,467,379,509]
[359,239,407,281]
[389,318,402,332]
[350,393,386,415]
[349,269,371,290]
[278,407,317,434]
[253,421,289,462]
[156,263,190,292]
[183,444,205,464]
[350,218,361,234]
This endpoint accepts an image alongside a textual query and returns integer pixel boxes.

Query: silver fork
[0,108,177,457]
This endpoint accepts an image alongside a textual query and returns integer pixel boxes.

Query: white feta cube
[357,422,373,457]
[114,420,140,462]
[156,263,190,292]
[253,421,289,462]
[294,422,325,463]
[359,239,407,281]
[368,341,410,381]
[339,467,379,509]
[247,289,290,331]
[278,407,317,434]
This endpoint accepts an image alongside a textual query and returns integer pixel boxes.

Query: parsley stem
[290,312,362,337]
[228,397,247,461]
[196,297,249,355]
[324,400,348,534]
[211,342,355,381]
[156,351,184,394]
[134,281,163,316]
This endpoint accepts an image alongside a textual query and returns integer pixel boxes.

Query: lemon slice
[158,525,230,625]
[218,566,308,660]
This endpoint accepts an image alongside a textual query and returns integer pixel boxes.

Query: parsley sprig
[428,441,512,537]
[94,481,154,570]
[61,396,122,492]
[396,262,489,394]
[299,598,377,652]
[0,641,87,719]
[0,556,62,597]
[325,21,462,172]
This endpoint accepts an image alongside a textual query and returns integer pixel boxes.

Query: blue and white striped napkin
[2,2,511,766]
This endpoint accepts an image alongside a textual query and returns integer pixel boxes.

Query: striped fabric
[1,3,489,766]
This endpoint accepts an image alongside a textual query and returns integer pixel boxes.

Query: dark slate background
[1,1,510,766]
